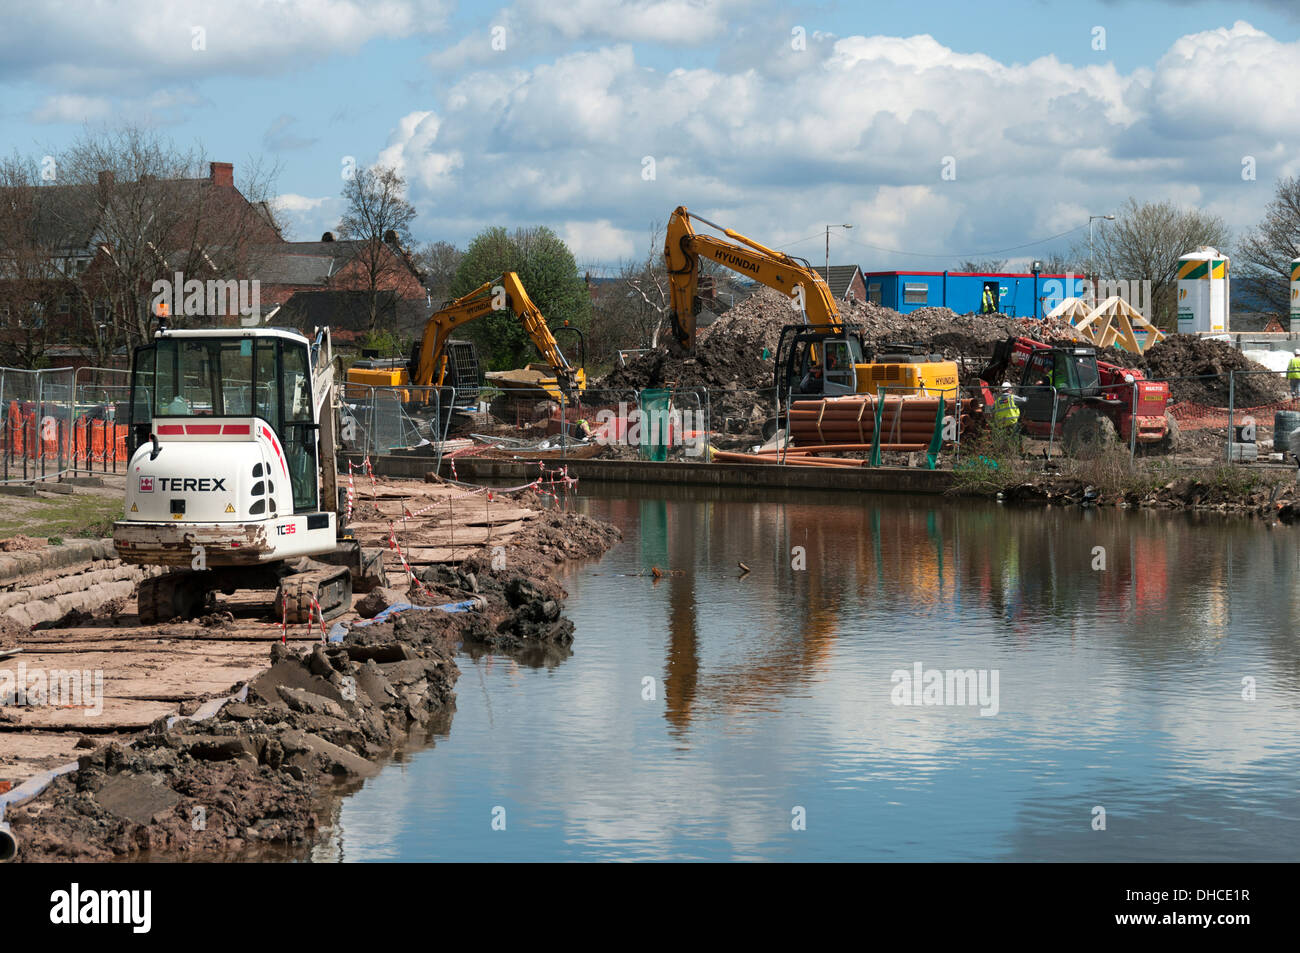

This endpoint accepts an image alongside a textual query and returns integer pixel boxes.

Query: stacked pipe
[787,395,973,452]
[711,395,974,468]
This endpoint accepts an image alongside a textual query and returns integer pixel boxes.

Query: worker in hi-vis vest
[993,381,1027,449]
[1051,355,1070,392]
[981,287,996,314]
[1289,348,1300,399]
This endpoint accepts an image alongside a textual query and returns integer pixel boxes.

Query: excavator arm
[411,271,577,387]
[663,205,841,350]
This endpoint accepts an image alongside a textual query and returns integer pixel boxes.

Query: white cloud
[384,21,1300,266]
[275,193,332,213]
[425,0,749,70]
[27,87,203,125]
[0,0,452,89]
[561,219,638,260]
[520,0,744,43]
[28,94,113,124]
[273,194,338,241]
[1148,21,1300,138]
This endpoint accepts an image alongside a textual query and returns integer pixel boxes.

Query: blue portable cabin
[860,271,1090,319]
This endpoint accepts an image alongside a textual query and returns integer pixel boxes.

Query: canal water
[315,487,1300,861]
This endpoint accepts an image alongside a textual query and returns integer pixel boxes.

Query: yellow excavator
[663,206,958,407]
[346,271,586,403]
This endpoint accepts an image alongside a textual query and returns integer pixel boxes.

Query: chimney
[97,170,115,188]
[209,161,234,188]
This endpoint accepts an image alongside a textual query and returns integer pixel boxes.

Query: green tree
[450,225,591,370]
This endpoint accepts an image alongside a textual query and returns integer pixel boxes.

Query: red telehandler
[978,336,1176,456]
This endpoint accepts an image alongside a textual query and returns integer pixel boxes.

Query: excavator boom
[664,205,840,350]
[409,271,580,393]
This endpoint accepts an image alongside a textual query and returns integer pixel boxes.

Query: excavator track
[274,566,353,625]
[137,572,203,626]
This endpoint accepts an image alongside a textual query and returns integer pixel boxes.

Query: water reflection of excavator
[346,271,586,404]
[663,206,958,413]
[660,501,843,731]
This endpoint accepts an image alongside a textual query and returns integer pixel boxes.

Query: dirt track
[1,473,620,862]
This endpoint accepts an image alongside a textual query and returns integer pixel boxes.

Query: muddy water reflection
[323,487,1300,861]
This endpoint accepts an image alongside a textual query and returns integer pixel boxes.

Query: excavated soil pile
[1138,337,1289,407]
[0,535,47,552]
[10,636,461,862]
[10,501,621,862]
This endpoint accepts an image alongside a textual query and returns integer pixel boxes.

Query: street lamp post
[825,224,852,286]
[1088,213,1116,304]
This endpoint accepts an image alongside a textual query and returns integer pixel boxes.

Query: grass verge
[0,493,122,540]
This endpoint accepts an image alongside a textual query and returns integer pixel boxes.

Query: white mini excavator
[113,325,382,625]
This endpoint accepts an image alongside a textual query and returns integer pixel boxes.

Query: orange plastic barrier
[1169,399,1299,431]
[2,404,128,464]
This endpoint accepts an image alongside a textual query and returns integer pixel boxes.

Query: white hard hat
[1294,348,1299,355]
[1001,381,1013,390]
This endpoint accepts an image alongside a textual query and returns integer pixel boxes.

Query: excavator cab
[775,324,867,402]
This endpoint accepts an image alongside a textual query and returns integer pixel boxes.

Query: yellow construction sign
[1048,296,1164,355]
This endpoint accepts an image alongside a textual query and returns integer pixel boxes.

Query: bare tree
[51,126,282,362]
[957,258,1008,273]
[337,165,417,334]
[1036,252,1087,275]
[0,154,74,367]
[1071,197,1230,330]
[1235,176,1300,320]
[415,239,462,307]
[616,220,675,350]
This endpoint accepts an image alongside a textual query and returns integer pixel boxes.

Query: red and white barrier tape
[387,522,430,594]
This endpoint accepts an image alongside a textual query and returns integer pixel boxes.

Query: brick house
[0,161,431,364]
[0,161,282,367]
[254,233,429,340]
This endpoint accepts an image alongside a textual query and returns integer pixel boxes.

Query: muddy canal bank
[5,498,619,862]
[948,456,1300,522]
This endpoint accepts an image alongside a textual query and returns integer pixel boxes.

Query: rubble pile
[598,287,1289,411]
[599,288,1093,394]
[1138,337,1290,407]
[839,298,1086,356]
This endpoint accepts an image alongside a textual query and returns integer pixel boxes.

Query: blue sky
[1,0,1297,271]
